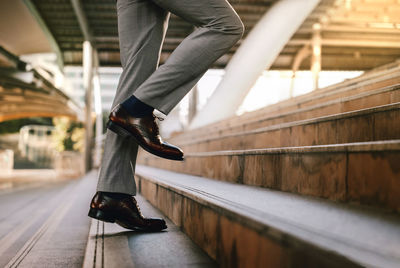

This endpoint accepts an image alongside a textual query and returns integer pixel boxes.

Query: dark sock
[120,95,154,117]
[101,191,131,200]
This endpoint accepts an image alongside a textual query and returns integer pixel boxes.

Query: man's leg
[96,0,170,195]
[131,0,244,115]
[106,0,243,161]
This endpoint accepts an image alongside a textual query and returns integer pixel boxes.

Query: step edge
[294,75,400,108]
[236,72,400,123]
[315,70,400,95]
[82,219,101,268]
[170,79,400,141]
[181,83,400,137]
[135,166,400,268]
[178,140,400,157]
[203,83,400,136]
[178,102,400,145]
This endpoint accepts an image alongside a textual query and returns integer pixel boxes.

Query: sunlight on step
[178,69,363,120]
[237,70,364,114]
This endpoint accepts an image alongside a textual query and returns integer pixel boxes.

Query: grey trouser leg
[132,0,244,115]
[97,0,169,195]
[97,0,243,195]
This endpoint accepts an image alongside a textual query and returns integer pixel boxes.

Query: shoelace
[154,115,164,121]
[132,197,144,217]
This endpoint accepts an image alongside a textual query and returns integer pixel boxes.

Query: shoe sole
[106,120,184,161]
[88,208,167,231]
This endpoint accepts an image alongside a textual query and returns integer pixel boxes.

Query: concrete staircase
[135,61,400,267]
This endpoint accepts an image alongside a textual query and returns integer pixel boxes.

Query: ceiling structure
[0,51,82,122]
[0,0,52,56]
[0,0,83,122]
[1,0,400,71]
[0,74,81,122]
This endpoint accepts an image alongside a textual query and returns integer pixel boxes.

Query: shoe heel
[88,208,116,223]
[107,120,131,138]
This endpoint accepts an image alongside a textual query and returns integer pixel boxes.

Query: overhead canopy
[0,50,82,122]
[0,0,52,56]
[1,0,399,70]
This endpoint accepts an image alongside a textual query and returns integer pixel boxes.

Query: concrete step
[290,76,400,115]
[172,70,400,142]
[177,102,400,152]
[234,62,400,122]
[173,83,400,144]
[135,165,400,268]
[233,67,400,122]
[138,140,400,211]
[235,83,400,136]
[83,195,216,268]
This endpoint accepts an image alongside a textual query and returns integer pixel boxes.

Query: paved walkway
[0,171,95,267]
[0,170,216,267]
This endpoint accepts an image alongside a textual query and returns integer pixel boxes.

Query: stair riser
[172,78,400,143]
[246,75,400,123]
[180,108,400,152]
[136,176,360,268]
[234,87,400,136]
[138,150,400,211]
[299,77,400,110]
[175,88,400,143]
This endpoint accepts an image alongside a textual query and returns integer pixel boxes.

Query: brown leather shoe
[107,104,184,161]
[88,192,167,231]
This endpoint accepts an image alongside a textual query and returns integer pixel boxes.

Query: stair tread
[136,165,400,268]
[83,194,216,268]
[179,102,400,145]
[174,76,400,140]
[237,83,400,127]
[179,140,400,156]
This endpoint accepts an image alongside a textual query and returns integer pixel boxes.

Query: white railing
[18,125,56,168]
[0,149,14,174]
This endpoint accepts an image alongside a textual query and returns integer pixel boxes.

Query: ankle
[100,191,131,200]
[120,95,154,117]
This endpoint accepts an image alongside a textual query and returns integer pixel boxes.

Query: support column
[83,41,94,173]
[188,84,198,123]
[71,0,99,171]
[92,50,103,168]
[311,23,322,91]
[189,0,321,129]
[23,0,64,68]
[290,45,311,98]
